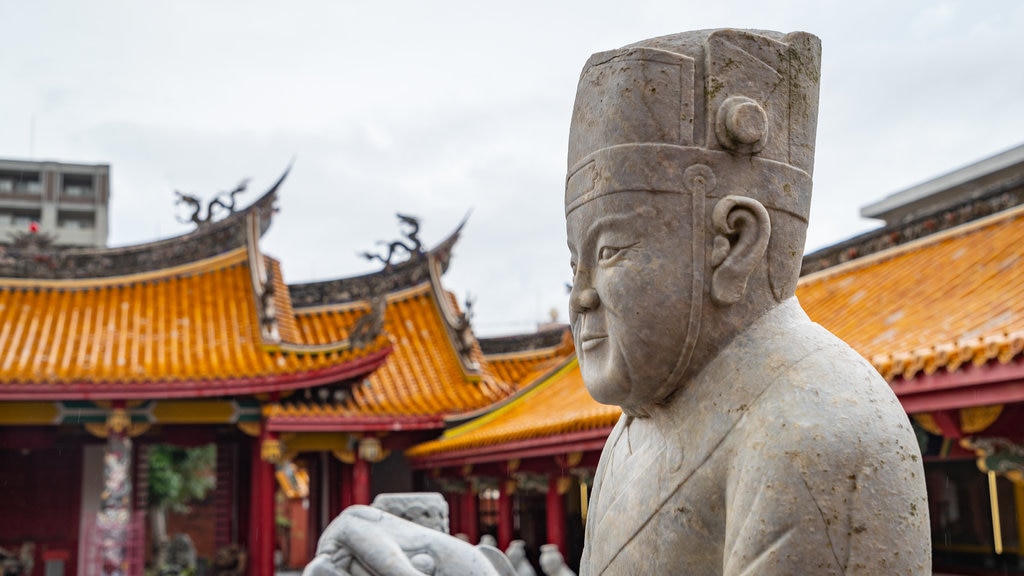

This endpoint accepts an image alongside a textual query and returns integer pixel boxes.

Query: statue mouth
[580,333,607,351]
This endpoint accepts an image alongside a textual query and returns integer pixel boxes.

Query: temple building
[408,143,1024,576]
[0,171,519,575]
[1,142,1023,575]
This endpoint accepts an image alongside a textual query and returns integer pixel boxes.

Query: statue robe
[580,299,931,575]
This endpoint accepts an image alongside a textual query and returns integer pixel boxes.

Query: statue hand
[307,506,514,576]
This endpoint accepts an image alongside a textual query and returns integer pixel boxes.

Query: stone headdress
[566,29,821,301]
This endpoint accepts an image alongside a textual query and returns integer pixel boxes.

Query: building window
[0,171,42,195]
[0,210,42,227]
[58,211,95,230]
[62,174,95,199]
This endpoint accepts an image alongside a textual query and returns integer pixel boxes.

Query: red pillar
[340,461,355,510]
[497,480,514,550]
[448,492,463,536]
[462,488,479,543]
[353,456,371,505]
[248,430,276,576]
[546,474,566,552]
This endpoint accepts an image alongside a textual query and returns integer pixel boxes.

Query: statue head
[371,492,450,533]
[566,29,821,415]
[506,539,527,562]
[539,544,567,574]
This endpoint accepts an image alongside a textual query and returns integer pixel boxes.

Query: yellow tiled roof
[0,248,388,398]
[485,330,575,391]
[798,205,1024,381]
[407,357,620,458]
[268,258,303,344]
[266,283,514,423]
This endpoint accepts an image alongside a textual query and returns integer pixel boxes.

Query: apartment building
[0,158,109,247]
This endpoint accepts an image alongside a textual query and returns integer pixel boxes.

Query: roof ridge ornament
[175,178,250,227]
[360,213,424,268]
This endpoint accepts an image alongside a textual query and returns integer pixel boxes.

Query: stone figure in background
[538,545,575,576]
[505,540,536,576]
[565,29,931,574]
[479,534,498,548]
[371,492,450,533]
[303,492,516,576]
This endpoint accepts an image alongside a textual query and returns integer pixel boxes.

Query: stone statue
[505,540,536,576]
[370,493,450,533]
[538,545,575,576]
[303,493,517,576]
[565,29,931,574]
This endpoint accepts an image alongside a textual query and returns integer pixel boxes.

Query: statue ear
[709,195,771,306]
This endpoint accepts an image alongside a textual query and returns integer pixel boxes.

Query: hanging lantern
[358,437,384,463]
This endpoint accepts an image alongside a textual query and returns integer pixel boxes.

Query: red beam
[894,358,1024,394]
[898,380,1024,413]
[409,428,613,469]
[889,358,1024,413]
[0,347,391,400]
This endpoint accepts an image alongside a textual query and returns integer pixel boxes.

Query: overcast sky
[1,1,1022,335]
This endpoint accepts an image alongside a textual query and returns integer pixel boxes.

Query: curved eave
[0,167,286,280]
[443,353,578,427]
[889,354,1024,414]
[0,346,391,401]
[408,428,612,469]
[266,413,444,433]
[479,325,571,356]
[288,215,467,308]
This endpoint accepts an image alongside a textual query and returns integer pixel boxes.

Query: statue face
[567,191,700,412]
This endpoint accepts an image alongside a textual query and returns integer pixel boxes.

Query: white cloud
[1,0,1022,335]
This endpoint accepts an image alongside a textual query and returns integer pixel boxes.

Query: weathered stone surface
[302,493,517,575]
[565,29,931,575]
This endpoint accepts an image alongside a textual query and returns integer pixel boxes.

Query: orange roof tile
[265,283,515,428]
[268,258,303,345]
[0,248,389,399]
[798,205,1024,381]
[484,329,575,391]
[406,357,620,459]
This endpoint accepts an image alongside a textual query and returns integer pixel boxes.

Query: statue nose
[571,287,600,312]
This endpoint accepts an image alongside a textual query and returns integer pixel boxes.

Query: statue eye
[598,246,623,261]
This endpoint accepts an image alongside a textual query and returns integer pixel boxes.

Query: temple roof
[0,246,390,399]
[406,356,619,462]
[287,217,464,307]
[479,326,575,392]
[0,188,515,426]
[0,170,283,279]
[265,282,514,431]
[798,203,1024,382]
